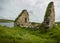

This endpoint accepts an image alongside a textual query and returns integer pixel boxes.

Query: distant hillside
[0,19,14,22]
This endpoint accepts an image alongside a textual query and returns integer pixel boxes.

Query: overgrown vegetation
[0,24,60,43]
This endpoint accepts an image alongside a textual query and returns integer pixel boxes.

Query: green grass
[0,24,60,43]
[0,19,14,22]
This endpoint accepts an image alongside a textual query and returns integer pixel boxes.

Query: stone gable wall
[14,10,30,27]
[41,2,55,29]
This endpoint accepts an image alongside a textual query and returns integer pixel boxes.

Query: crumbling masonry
[40,2,55,29]
[14,2,55,30]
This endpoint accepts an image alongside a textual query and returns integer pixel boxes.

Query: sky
[0,0,60,23]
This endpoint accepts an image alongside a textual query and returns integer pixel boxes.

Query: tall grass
[0,24,60,43]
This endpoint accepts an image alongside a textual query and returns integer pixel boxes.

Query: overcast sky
[0,0,60,23]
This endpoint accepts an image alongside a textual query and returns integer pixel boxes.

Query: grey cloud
[0,0,60,22]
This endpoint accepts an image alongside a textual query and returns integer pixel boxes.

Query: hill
[0,19,14,22]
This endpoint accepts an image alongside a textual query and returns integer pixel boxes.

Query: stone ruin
[14,2,55,30]
[14,10,40,29]
[40,2,55,30]
[14,10,30,27]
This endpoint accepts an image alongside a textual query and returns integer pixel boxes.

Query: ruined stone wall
[14,10,40,29]
[29,22,40,29]
[14,2,55,30]
[50,3,55,28]
[41,2,55,29]
[14,10,30,27]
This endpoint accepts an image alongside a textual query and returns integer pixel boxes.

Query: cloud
[0,0,60,22]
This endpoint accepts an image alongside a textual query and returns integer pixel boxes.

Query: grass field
[0,24,60,43]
